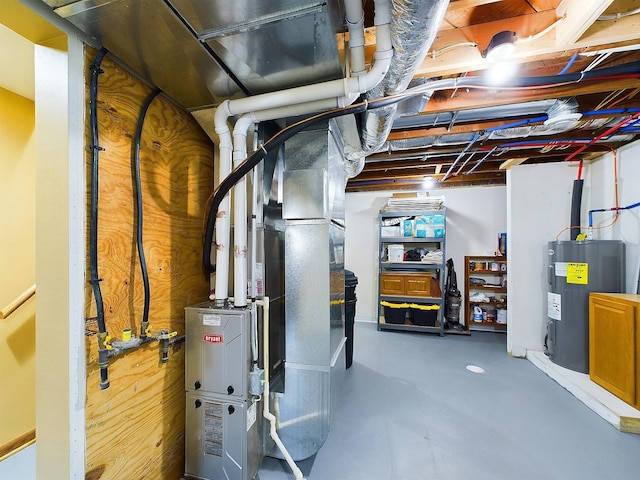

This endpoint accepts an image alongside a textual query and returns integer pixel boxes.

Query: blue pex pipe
[589,201,640,227]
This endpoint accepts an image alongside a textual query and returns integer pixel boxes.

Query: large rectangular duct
[265,119,347,461]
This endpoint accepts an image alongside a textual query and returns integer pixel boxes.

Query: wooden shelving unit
[464,255,507,333]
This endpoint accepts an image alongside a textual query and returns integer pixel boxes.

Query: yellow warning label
[567,263,588,284]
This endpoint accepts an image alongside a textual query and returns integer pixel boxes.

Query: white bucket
[473,306,483,322]
[388,245,404,262]
[497,309,507,324]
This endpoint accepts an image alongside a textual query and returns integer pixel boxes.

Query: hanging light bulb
[482,31,518,85]
[482,31,516,61]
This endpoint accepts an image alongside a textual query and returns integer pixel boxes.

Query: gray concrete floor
[258,322,640,480]
[3,322,639,479]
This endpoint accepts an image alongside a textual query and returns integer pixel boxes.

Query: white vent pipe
[232,98,353,307]
[212,0,393,303]
[258,296,306,480]
[345,0,366,75]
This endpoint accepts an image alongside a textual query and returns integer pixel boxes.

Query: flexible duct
[349,0,450,170]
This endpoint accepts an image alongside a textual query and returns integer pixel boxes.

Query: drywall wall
[82,49,213,480]
[507,141,640,358]
[0,24,34,100]
[506,161,581,357]
[0,86,36,457]
[34,38,85,480]
[588,139,640,292]
[344,186,507,325]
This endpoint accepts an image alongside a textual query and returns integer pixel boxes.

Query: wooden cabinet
[380,272,441,298]
[589,293,640,409]
[377,209,446,335]
[464,255,507,332]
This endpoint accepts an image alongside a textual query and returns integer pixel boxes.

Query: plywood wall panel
[84,47,213,480]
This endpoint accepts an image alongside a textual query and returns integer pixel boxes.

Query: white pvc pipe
[258,296,305,480]
[232,117,253,307]
[250,128,259,362]
[345,0,366,75]
[215,0,392,120]
[213,107,233,304]
[212,0,392,303]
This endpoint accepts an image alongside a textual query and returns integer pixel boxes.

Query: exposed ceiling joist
[556,0,614,46]
[499,158,529,170]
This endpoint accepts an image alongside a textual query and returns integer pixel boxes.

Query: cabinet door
[380,273,405,295]
[589,295,637,405]
[405,275,439,297]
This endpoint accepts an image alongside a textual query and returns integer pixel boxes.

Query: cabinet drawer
[381,272,440,297]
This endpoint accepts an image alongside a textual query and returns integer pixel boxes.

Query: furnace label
[202,314,221,326]
[203,333,223,344]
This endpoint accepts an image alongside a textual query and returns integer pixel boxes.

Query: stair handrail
[0,284,36,320]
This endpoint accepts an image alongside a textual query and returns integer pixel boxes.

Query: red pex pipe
[577,160,583,180]
[565,112,640,162]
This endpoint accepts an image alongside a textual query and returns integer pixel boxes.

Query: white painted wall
[507,140,640,358]
[506,162,581,357]
[35,37,86,479]
[345,186,507,325]
[588,139,640,293]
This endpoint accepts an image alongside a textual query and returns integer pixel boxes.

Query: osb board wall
[84,47,213,480]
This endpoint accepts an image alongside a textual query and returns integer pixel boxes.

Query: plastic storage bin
[387,245,404,262]
[381,301,409,324]
[410,303,440,326]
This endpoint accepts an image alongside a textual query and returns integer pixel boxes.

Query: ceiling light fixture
[482,30,516,61]
[422,175,435,188]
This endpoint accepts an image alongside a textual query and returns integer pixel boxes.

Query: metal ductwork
[344,0,450,174]
[489,98,582,139]
[379,98,584,152]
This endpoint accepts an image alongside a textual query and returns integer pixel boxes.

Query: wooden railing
[0,284,36,320]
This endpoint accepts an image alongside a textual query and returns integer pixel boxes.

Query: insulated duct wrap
[346,0,449,168]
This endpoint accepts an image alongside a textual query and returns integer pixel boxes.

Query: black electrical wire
[202,98,394,272]
[132,89,161,333]
[201,59,640,273]
[89,47,108,335]
[89,47,109,389]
